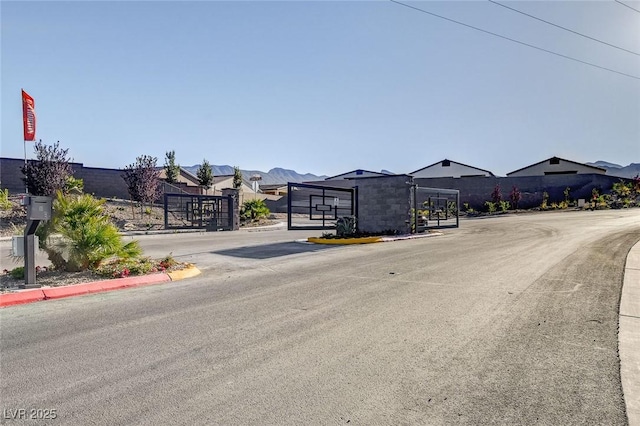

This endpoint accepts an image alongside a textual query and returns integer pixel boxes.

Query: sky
[1,1,639,177]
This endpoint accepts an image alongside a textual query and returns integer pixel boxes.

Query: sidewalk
[621,240,640,426]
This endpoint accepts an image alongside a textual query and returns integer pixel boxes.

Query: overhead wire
[614,0,640,14]
[488,0,640,56]
[389,0,640,81]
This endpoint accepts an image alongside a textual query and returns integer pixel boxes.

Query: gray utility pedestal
[20,196,52,289]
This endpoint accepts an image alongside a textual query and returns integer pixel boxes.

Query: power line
[489,0,640,56]
[615,0,640,14]
[389,0,640,81]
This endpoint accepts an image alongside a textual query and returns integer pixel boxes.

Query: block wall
[415,174,629,210]
[354,175,412,234]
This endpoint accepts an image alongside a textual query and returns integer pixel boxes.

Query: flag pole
[24,139,28,194]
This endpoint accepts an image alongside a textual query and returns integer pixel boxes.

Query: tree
[491,184,502,204]
[164,150,180,184]
[21,140,74,196]
[197,159,214,192]
[233,166,243,190]
[509,186,522,210]
[122,155,162,210]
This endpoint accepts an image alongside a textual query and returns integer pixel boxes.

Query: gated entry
[164,194,233,230]
[412,186,459,230]
[287,182,357,230]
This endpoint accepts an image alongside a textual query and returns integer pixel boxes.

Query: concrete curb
[307,236,382,245]
[621,241,640,426]
[167,266,201,281]
[0,267,200,308]
[305,232,444,245]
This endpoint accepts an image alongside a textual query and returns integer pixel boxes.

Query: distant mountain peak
[587,161,639,178]
[587,160,622,169]
[183,164,327,184]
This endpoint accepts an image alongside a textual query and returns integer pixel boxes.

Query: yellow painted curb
[167,266,201,281]
[307,236,382,245]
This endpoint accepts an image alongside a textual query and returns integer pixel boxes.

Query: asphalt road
[1,210,639,425]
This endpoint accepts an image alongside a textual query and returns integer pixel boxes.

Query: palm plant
[37,192,141,271]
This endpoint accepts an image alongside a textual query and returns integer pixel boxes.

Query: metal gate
[287,182,357,230]
[164,194,233,231]
[412,186,459,231]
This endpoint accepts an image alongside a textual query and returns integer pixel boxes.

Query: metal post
[22,219,40,288]
[413,185,418,234]
[164,194,169,230]
[456,190,460,228]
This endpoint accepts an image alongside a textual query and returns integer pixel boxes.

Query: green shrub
[499,201,510,212]
[241,199,270,221]
[10,266,24,279]
[336,216,357,237]
[541,191,549,210]
[0,189,12,211]
[484,201,497,214]
[64,176,84,194]
[94,254,181,278]
[95,257,155,278]
[37,192,142,272]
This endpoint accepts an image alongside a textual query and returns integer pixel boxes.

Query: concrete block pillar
[222,188,240,230]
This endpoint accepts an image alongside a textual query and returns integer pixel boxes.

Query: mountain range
[586,162,640,179]
[182,161,638,185]
[183,165,328,185]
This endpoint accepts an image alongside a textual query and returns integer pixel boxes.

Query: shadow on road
[211,241,342,259]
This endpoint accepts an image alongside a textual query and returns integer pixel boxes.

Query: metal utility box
[26,196,52,221]
[11,236,38,257]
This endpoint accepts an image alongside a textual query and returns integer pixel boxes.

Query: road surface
[1,210,639,425]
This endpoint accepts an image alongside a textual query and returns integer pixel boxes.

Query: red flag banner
[22,90,36,141]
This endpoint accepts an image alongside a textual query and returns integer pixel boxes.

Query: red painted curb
[42,285,91,300]
[0,289,46,307]
[1,273,172,307]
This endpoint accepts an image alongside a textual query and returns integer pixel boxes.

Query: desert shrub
[158,254,178,269]
[509,186,521,210]
[122,155,162,212]
[94,254,182,278]
[0,189,12,211]
[10,266,25,279]
[541,192,549,210]
[241,199,270,221]
[499,201,510,212]
[37,192,142,272]
[485,201,497,214]
[21,141,74,196]
[64,176,84,194]
[491,185,502,204]
[336,216,357,237]
[95,257,155,278]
